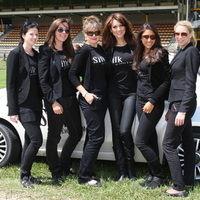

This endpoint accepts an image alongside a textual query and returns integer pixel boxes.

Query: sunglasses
[174,32,188,37]
[57,28,70,34]
[142,35,156,40]
[86,31,101,36]
[23,21,38,28]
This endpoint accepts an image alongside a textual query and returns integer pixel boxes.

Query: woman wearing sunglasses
[38,18,82,184]
[162,21,199,197]
[7,21,43,188]
[102,13,137,182]
[69,15,108,187]
[133,23,171,189]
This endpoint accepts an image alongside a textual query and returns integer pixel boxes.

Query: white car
[0,74,200,180]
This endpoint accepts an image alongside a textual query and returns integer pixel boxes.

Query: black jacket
[6,44,40,116]
[168,42,199,113]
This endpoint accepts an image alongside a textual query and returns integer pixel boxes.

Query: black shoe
[21,176,34,188]
[147,176,167,189]
[163,190,188,197]
[52,173,64,185]
[30,175,42,184]
[139,175,153,187]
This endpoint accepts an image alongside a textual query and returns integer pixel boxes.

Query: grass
[0,157,200,200]
[0,60,6,89]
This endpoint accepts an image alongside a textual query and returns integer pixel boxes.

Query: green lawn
[0,60,6,89]
[1,157,200,200]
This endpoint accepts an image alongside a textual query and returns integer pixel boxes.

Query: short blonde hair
[83,15,102,33]
[174,20,197,47]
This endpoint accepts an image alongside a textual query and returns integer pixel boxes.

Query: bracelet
[180,112,186,115]
[82,91,88,97]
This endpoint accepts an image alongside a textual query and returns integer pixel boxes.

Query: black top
[137,48,171,105]
[108,44,137,95]
[20,53,42,111]
[69,43,108,95]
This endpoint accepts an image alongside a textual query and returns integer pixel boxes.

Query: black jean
[19,108,43,179]
[78,94,107,184]
[108,93,136,159]
[45,95,82,175]
[163,100,196,191]
[135,96,164,162]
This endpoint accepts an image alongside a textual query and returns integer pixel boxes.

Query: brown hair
[102,13,136,51]
[132,23,163,70]
[44,18,74,59]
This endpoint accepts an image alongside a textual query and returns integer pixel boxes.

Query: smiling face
[110,19,126,40]
[22,27,38,47]
[55,22,69,44]
[84,28,100,47]
[174,25,192,49]
[141,29,156,52]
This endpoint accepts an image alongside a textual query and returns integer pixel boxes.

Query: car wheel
[177,127,200,180]
[0,124,21,167]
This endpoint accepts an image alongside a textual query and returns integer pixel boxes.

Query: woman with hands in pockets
[69,15,108,187]
[163,20,199,197]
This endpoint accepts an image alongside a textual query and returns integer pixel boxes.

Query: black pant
[45,95,82,175]
[135,96,164,162]
[108,93,136,162]
[78,94,107,184]
[19,108,42,179]
[163,100,196,191]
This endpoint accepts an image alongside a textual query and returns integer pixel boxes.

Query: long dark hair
[133,23,163,70]
[44,18,74,59]
[102,13,136,51]
[19,21,39,45]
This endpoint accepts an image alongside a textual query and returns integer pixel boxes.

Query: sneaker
[21,176,34,188]
[30,175,42,184]
[86,180,102,187]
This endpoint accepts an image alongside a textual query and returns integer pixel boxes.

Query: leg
[120,94,137,180]
[78,95,106,185]
[108,93,126,181]
[59,96,83,175]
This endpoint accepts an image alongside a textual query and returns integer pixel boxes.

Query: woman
[38,18,82,184]
[69,15,108,187]
[133,23,171,189]
[163,20,199,197]
[6,21,43,188]
[102,13,137,182]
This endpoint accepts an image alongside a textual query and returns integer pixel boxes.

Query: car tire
[0,123,21,167]
[177,127,200,180]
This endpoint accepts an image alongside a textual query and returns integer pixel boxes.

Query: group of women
[6,13,199,198]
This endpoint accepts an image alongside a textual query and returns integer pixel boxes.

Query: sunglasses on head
[86,31,101,36]
[23,21,38,28]
[57,27,70,34]
[142,35,156,40]
[174,32,188,37]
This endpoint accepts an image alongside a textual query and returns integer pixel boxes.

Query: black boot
[113,147,127,182]
[139,174,153,187]
[123,146,137,182]
[147,158,166,189]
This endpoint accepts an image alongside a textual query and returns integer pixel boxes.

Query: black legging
[135,96,164,162]
[108,93,136,155]
[20,109,42,179]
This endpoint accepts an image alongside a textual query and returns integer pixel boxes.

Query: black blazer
[6,45,39,116]
[38,45,63,104]
[168,42,199,113]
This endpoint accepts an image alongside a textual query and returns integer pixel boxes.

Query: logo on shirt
[93,56,106,64]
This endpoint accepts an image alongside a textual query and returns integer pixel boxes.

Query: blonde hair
[83,15,102,33]
[174,20,197,47]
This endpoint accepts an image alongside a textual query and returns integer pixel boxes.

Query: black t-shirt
[137,59,154,98]
[20,53,42,111]
[108,44,137,95]
[89,45,107,94]
[57,51,76,97]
